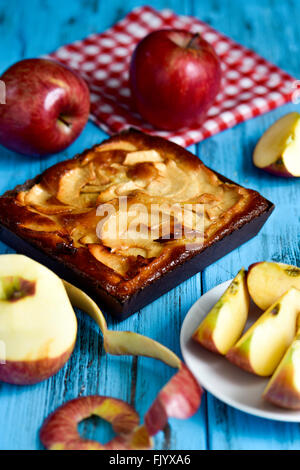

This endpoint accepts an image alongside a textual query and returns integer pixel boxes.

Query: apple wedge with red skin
[263,331,300,409]
[39,281,203,450]
[144,364,201,436]
[192,268,249,355]
[0,58,90,156]
[130,29,221,130]
[247,261,300,311]
[253,112,300,177]
[226,288,300,377]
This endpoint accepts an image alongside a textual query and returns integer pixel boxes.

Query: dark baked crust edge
[0,129,273,306]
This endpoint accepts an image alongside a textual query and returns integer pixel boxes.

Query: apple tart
[0,130,273,318]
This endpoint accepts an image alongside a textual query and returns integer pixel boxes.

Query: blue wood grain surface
[0,0,299,450]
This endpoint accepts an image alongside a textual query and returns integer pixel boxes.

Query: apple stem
[58,115,72,128]
[186,33,200,49]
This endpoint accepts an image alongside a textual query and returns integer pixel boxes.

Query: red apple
[129,29,221,130]
[0,58,90,156]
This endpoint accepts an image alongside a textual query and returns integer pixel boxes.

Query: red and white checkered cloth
[49,6,295,147]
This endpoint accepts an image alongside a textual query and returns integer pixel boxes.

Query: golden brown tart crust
[0,129,270,304]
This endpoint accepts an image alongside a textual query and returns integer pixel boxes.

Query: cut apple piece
[226,288,300,376]
[81,141,138,164]
[19,211,63,233]
[0,254,77,384]
[247,261,300,310]
[88,244,130,277]
[192,268,249,355]
[253,112,300,177]
[55,166,93,207]
[22,184,74,215]
[263,331,300,409]
[96,141,138,152]
[123,150,163,165]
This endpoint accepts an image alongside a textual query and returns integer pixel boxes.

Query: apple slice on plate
[192,268,249,355]
[263,330,300,409]
[226,288,300,376]
[181,279,300,421]
[253,112,300,177]
[247,261,300,311]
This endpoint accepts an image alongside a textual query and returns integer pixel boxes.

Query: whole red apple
[130,29,221,130]
[0,58,90,156]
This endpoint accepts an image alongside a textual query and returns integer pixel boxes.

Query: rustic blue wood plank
[192,0,300,450]
[0,0,299,451]
[0,0,207,451]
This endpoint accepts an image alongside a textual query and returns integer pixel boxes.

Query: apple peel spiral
[39,280,202,450]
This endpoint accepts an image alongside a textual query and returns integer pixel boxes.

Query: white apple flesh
[247,261,300,311]
[0,254,77,384]
[192,268,250,355]
[226,288,300,376]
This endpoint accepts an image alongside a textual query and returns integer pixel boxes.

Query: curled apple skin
[40,366,202,450]
[263,334,300,410]
[63,281,203,430]
[145,364,202,436]
[40,396,152,450]
[39,281,203,450]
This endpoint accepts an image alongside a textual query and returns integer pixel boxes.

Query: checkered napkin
[49,5,295,147]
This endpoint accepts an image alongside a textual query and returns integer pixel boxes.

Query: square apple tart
[0,129,273,319]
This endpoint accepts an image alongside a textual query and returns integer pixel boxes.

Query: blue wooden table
[0,0,299,451]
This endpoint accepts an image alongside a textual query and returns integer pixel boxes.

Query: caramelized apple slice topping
[144,160,201,201]
[88,244,131,276]
[123,150,163,165]
[55,166,93,207]
[19,214,62,233]
[81,141,138,165]
[20,184,74,214]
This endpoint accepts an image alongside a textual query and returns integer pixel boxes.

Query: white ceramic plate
[180,280,300,422]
